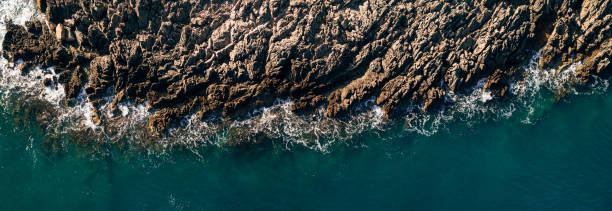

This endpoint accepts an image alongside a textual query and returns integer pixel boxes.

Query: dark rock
[52,47,70,66]
[46,0,80,24]
[90,0,107,20]
[43,78,53,87]
[483,69,512,98]
[87,25,107,51]
[36,0,46,12]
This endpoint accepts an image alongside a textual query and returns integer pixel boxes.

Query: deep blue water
[1,90,611,210]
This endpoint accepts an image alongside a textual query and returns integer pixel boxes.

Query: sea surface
[1,0,612,210]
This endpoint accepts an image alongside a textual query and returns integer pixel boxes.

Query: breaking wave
[0,0,608,153]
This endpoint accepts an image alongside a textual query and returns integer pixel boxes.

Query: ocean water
[1,83,611,210]
[1,0,612,210]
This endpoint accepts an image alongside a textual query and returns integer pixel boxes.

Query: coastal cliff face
[2,0,610,135]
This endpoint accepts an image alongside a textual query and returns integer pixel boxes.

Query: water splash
[156,98,388,152]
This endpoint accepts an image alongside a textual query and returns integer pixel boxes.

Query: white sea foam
[154,98,388,152]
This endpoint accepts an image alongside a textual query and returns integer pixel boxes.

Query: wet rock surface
[2,0,610,135]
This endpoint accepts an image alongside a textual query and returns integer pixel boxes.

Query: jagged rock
[36,0,46,13]
[55,24,76,43]
[2,0,610,136]
[54,24,65,42]
[74,30,84,46]
[483,69,512,97]
[577,39,612,81]
[45,0,79,23]
[91,106,102,125]
[64,66,87,105]
[87,25,107,51]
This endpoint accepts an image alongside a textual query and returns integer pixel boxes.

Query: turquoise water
[1,90,611,210]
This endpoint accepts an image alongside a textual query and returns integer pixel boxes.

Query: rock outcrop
[2,0,610,135]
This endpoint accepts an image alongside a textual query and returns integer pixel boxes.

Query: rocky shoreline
[2,0,610,136]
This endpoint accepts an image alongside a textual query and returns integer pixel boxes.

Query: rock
[135,0,151,28]
[64,66,87,105]
[90,0,107,20]
[423,87,446,111]
[87,25,107,51]
[3,0,610,135]
[55,24,76,43]
[127,45,142,67]
[576,39,612,82]
[110,90,126,115]
[55,24,65,42]
[65,31,75,42]
[86,55,115,101]
[91,106,102,125]
[52,47,70,66]
[36,0,46,12]
[74,30,84,46]
[483,69,511,97]
[46,0,80,24]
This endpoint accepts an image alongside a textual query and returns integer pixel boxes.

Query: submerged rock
[1,0,610,136]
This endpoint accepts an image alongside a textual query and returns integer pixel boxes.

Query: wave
[0,0,608,153]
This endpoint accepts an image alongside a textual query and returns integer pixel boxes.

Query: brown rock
[3,0,610,135]
[55,24,65,42]
[36,0,46,12]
